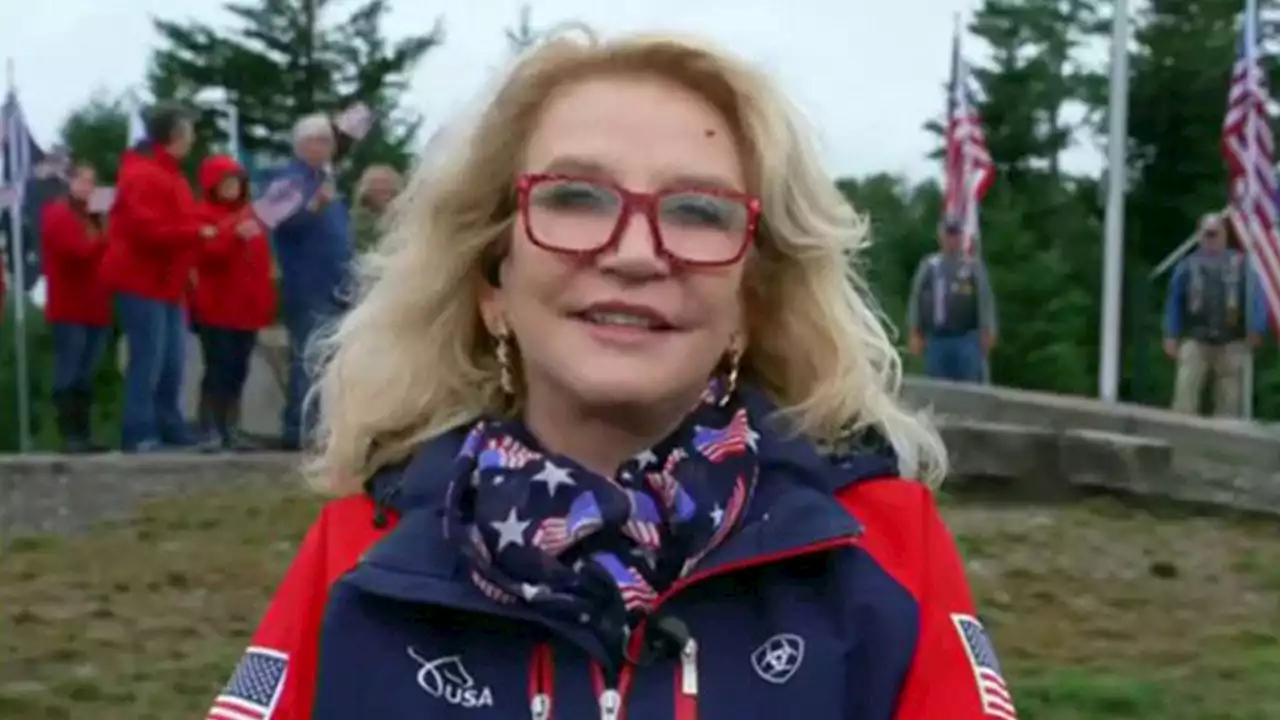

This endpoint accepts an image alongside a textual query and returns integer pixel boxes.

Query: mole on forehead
[705,129,717,137]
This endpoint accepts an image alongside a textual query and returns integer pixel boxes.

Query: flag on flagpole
[2,84,40,289]
[2,66,38,451]
[1222,0,1280,329]
[334,101,373,140]
[943,18,995,257]
[126,98,148,149]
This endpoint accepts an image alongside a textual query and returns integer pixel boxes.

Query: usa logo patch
[952,614,1017,720]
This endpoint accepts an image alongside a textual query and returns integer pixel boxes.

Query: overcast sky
[0,0,1101,181]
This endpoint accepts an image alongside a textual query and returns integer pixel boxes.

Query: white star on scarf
[491,508,530,551]
[633,449,659,468]
[520,583,544,601]
[533,461,576,497]
[710,503,725,528]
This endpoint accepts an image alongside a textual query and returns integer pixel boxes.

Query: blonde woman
[351,163,403,252]
[209,31,1016,720]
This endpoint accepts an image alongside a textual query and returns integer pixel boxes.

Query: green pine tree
[147,0,444,187]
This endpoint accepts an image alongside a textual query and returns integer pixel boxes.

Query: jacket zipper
[589,534,860,720]
[529,645,554,720]
[674,638,699,720]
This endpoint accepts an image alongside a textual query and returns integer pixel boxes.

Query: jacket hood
[198,154,248,203]
[120,142,183,173]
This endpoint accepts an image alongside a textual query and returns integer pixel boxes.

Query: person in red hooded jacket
[189,155,276,451]
[40,162,112,452]
[98,103,219,452]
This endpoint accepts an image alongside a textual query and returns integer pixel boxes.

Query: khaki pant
[1171,340,1248,417]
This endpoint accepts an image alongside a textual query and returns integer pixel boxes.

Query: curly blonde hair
[305,29,947,494]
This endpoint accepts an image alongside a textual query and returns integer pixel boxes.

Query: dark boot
[222,395,257,451]
[53,390,87,453]
[73,388,108,453]
[196,392,224,453]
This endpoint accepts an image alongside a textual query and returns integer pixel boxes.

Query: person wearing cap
[1163,212,1266,416]
[906,218,998,383]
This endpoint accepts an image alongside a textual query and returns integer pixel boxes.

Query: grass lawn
[1,483,1278,719]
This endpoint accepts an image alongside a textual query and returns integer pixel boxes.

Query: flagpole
[955,12,991,384]
[1099,0,1130,402]
[4,58,32,451]
[1241,0,1259,420]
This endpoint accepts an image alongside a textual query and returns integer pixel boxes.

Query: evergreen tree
[148,0,444,186]
[58,91,130,183]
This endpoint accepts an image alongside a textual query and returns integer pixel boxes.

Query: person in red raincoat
[40,162,113,452]
[98,102,216,452]
[189,154,276,450]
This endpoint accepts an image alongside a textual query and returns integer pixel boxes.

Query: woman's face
[483,74,751,411]
[217,175,244,202]
[364,173,400,210]
[68,167,96,201]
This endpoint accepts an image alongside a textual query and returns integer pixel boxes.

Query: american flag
[2,89,34,191]
[251,177,307,229]
[1223,0,1280,329]
[207,647,289,720]
[953,614,1017,720]
[471,568,518,604]
[944,20,995,257]
[335,101,374,140]
[595,553,658,611]
[691,408,757,462]
[2,87,39,290]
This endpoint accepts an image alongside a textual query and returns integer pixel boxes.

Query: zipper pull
[530,693,551,720]
[599,688,622,720]
[680,639,699,696]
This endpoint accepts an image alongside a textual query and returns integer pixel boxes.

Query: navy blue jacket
[207,405,1016,720]
[270,160,353,312]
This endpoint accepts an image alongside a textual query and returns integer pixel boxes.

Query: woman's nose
[595,212,670,279]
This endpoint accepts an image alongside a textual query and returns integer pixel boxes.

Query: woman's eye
[533,183,616,211]
[661,195,740,229]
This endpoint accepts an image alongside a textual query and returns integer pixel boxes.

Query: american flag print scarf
[442,379,760,652]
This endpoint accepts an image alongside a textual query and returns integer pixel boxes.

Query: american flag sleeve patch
[952,614,1017,720]
[206,646,289,720]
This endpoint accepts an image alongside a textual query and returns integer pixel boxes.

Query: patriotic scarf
[443,379,759,655]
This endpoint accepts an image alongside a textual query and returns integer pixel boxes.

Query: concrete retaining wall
[2,378,1276,542]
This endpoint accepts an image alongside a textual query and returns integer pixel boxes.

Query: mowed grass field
[1,483,1278,719]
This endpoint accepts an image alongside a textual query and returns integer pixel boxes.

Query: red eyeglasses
[515,172,761,266]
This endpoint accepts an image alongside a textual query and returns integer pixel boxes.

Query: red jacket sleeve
[837,481,1018,720]
[199,216,243,265]
[42,203,104,262]
[116,172,206,251]
[205,495,396,720]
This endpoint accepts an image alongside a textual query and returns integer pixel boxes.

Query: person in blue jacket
[270,114,353,450]
[208,30,1018,720]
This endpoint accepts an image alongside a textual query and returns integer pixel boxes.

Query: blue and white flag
[2,87,44,293]
[126,99,147,149]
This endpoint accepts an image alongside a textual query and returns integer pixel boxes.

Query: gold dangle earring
[495,331,515,396]
[720,344,742,407]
